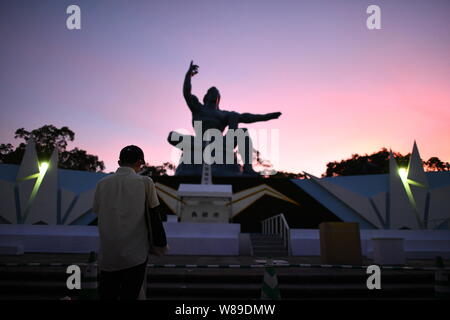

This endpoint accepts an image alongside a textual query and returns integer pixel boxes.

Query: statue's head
[203,87,221,109]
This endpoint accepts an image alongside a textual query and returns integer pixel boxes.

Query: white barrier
[290,229,450,259]
[1,224,448,258]
[372,238,405,265]
[0,223,240,255]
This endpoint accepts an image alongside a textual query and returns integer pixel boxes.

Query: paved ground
[1,253,447,266]
[1,253,447,276]
[1,254,446,300]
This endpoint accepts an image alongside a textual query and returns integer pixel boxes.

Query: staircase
[250,233,289,258]
[0,265,437,300]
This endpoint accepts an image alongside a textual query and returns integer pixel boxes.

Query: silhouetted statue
[168,61,281,176]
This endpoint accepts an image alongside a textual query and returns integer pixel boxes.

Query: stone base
[175,163,242,176]
[0,244,24,255]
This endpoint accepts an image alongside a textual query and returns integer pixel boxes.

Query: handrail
[261,213,291,256]
[428,218,449,229]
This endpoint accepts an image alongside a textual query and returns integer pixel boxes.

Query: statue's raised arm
[183,60,202,114]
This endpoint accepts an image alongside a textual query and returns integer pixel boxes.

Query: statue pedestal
[177,184,233,223]
[175,163,242,177]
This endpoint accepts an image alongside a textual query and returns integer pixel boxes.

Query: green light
[21,161,50,223]
[39,162,49,173]
[397,167,424,228]
[398,168,408,181]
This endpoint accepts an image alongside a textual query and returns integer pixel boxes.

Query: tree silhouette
[0,125,105,172]
[140,162,176,176]
[424,157,450,172]
[323,148,449,177]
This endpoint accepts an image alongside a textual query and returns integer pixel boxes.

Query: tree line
[1,125,448,176]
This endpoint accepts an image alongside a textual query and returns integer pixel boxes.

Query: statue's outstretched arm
[183,61,201,113]
[226,111,281,130]
[238,112,282,124]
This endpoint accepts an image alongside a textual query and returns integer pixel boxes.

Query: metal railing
[261,213,291,256]
[427,218,449,229]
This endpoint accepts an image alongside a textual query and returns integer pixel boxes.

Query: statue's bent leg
[167,131,196,164]
[168,131,188,148]
[232,128,258,175]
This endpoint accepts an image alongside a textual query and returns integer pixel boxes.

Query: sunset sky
[1,0,449,176]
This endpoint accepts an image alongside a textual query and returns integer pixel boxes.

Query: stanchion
[80,251,98,300]
[434,256,450,299]
[261,258,281,300]
[138,264,148,300]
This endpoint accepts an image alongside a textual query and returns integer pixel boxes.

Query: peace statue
[168,61,282,176]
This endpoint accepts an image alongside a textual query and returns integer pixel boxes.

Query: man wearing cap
[93,145,167,300]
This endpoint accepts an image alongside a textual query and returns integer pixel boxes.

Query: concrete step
[0,270,434,284]
[252,253,288,258]
[0,265,438,300]
[250,233,283,238]
[250,236,284,241]
[253,245,285,248]
[250,234,288,258]
[252,248,287,253]
[252,245,286,249]
[0,280,435,300]
[252,242,285,246]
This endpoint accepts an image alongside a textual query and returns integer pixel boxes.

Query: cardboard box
[319,222,362,265]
